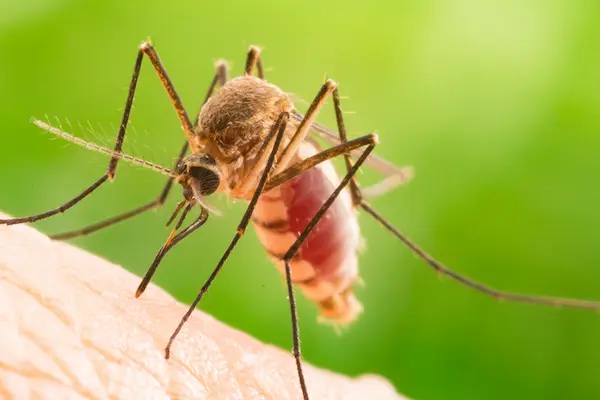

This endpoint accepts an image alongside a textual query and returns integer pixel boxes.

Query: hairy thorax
[193,76,294,197]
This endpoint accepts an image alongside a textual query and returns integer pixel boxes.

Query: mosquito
[3,40,600,400]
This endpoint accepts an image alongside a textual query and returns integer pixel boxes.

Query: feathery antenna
[32,118,178,179]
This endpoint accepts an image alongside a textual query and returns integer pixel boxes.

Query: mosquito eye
[189,166,220,196]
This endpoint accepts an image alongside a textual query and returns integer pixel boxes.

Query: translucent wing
[292,110,414,198]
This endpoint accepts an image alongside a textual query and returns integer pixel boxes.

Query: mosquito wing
[292,110,414,199]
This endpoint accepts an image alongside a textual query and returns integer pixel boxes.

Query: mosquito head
[179,154,221,197]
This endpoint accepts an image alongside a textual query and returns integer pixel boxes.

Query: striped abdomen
[252,143,363,323]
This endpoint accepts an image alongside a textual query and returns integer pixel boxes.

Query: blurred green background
[1,1,600,399]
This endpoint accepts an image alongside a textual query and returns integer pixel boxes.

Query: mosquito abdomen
[252,143,363,323]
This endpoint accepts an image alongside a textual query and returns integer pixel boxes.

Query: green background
[1,1,600,399]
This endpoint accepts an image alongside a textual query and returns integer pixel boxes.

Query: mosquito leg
[244,45,264,79]
[0,49,148,226]
[361,201,600,310]
[236,98,298,196]
[50,200,161,240]
[49,141,187,240]
[240,118,377,196]
[274,80,338,174]
[164,111,290,359]
[294,110,414,199]
[241,119,379,399]
[194,60,228,126]
[264,133,379,192]
[334,89,414,201]
[136,206,209,297]
[50,61,229,240]
[331,88,362,205]
[135,41,198,145]
[279,141,377,400]
[329,89,600,311]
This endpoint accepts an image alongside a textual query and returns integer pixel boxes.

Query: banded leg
[50,61,229,240]
[164,111,290,358]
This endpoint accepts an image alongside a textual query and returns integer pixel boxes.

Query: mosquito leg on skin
[279,141,377,400]
[164,111,290,359]
[136,206,209,297]
[0,49,148,227]
[244,45,264,79]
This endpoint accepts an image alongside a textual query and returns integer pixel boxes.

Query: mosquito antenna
[32,118,178,179]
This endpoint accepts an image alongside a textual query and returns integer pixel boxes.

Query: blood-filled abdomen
[252,142,362,323]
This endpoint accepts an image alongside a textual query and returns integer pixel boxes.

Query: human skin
[0,213,406,400]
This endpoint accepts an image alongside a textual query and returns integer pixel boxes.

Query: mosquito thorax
[194,75,292,159]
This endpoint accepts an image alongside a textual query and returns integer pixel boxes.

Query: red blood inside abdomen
[281,165,356,279]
